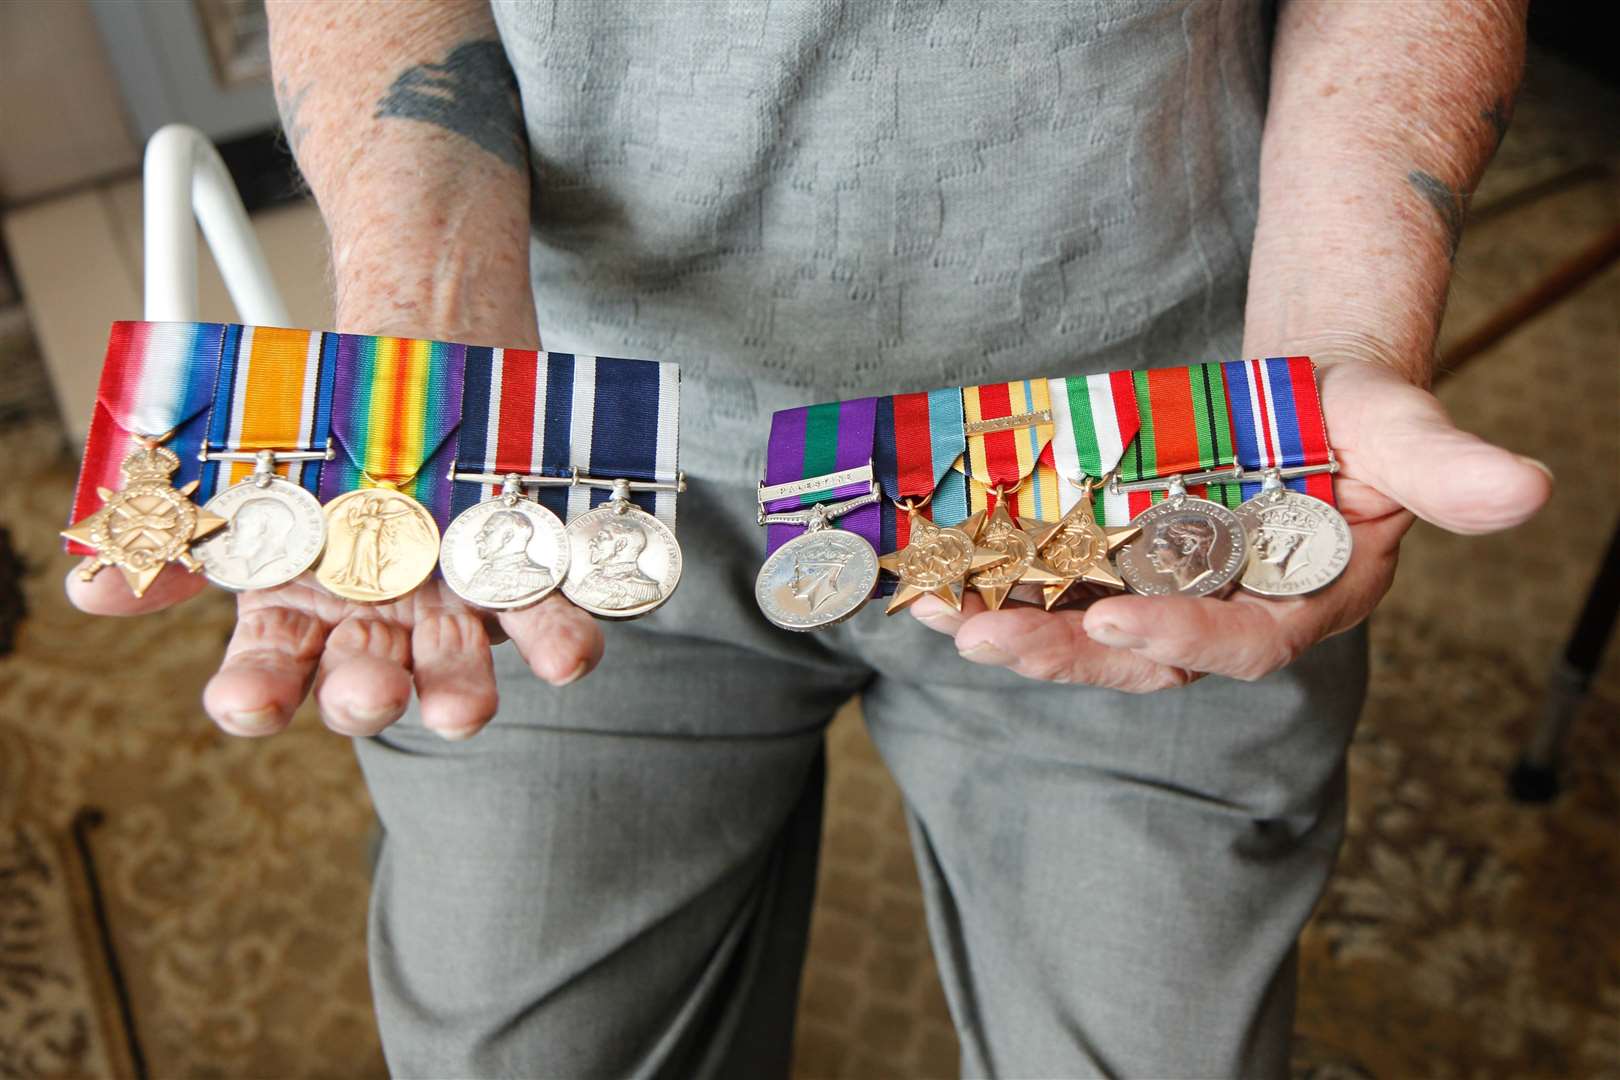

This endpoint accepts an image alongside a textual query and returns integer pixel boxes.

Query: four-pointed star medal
[1024,494,1140,609]
[878,507,1008,614]
[960,499,1067,611]
[61,440,226,597]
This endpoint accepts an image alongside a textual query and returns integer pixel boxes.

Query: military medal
[1223,357,1351,596]
[958,379,1066,610]
[1114,363,1250,598]
[754,398,883,630]
[313,334,464,603]
[505,353,684,620]
[186,326,339,591]
[440,348,573,609]
[62,438,227,596]
[1027,371,1146,608]
[873,389,1004,613]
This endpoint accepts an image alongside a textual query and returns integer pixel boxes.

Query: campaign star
[879,510,1009,614]
[961,500,1067,612]
[1025,496,1140,610]
[62,442,226,597]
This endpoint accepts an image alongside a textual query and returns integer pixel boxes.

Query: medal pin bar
[193,442,335,591]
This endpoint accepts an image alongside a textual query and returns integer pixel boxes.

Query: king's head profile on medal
[61,438,227,597]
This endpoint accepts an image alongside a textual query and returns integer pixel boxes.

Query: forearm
[1242,0,1527,384]
[266,0,537,344]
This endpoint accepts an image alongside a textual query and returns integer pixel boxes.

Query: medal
[440,348,572,609]
[1114,363,1250,597]
[190,326,338,591]
[754,398,882,629]
[1222,357,1350,596]
[959,379,1066,610]
[1028,371,1145,608]
[515,353,682,619]
[315,334,463,602]
[61,438,227,596]
[874,389,1003,613]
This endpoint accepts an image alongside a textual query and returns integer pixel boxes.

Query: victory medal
[316,485,441,603]
[62,438,227,597]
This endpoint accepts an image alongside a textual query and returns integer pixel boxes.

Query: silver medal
[194,474,326,591]
[440,492,569,610]
[561,501,682,619]
[1234,483,1351,597]
[1118,491,1249,598]
[755,527,880,631]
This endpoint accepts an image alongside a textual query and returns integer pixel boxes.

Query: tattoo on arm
[275,78,313,156]
[1481,97,1512,149]
[1407,170,1468,261]
[374,40,526,170]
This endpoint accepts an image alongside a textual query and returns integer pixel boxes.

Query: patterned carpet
[1,52,1617,1080]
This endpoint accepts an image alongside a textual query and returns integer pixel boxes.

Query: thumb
[65,560,209,615]
[1333,363,1552,535]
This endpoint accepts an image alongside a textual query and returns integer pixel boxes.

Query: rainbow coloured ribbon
[1221,357,1336,504]
[201,325,338,494]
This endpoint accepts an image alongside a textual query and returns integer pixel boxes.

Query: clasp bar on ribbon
[197,440,335,487]
[756,462,875,510]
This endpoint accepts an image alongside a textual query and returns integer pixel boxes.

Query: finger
[499,592,604,686]
[910,590,986,636]
[1081,515,1407,679]
[65,562,207,615]
[203,605,327,737]
[412,610,499,740]
[1324,362,1553,535]
[951,605,1196,693]
[314,617,414,735]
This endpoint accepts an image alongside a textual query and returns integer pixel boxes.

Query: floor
[0,47,1616,1080]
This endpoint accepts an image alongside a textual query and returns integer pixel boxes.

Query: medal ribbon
[875,388,970,555]
[762,397,880,556]
[1045,371,1141,527]
[462,352,680,525]
[961,379,1055,518]
[1117,362,1242,515]
[319,334,464,527]
[69,321,223,552]
[1221,357,1336,504]
[202,325,337,494]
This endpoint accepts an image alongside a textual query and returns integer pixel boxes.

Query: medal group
[64,322,684,619]
[751,359,1353,631]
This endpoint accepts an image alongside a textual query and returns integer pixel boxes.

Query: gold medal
[315,487,441,603]
[1025,477,1139,609]
[61,439,227,597]
[879,499,1007,614]
[961,488,1066,611]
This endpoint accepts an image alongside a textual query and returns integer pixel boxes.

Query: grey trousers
[355,475,1367,1080]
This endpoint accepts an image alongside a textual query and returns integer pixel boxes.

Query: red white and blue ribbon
[1221,357,1336,504]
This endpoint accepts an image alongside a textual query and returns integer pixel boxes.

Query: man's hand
[910,360,1552,692]
[68,542,604,739]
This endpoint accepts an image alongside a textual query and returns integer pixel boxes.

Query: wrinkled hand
[67,568,603,738]
[911,361,1553,692]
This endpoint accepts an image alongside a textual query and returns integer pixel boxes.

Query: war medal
[1220,357,1351,597]
[62,438,227,597]
[194,448,329,591]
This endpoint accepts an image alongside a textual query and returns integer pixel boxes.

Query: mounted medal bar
[64,322,682,618]
[750,358,1348,630]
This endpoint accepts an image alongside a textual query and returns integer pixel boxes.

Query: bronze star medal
[878,501,1008,614]
[961,492,1067,611]
[1024,489,1140,610]
[61,439,227,597]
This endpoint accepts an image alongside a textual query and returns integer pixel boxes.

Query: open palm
[911,360,1554,691]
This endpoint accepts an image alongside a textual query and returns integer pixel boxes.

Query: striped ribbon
[201,325,337,494]
[450,350,681,526]
[319,334,464,530]
[961,379,1055,519]
[762,397,880,556]
[875,388,970,555]
[1117,362,1242,515]
[1221,357,1336,504]
[1045,371,1141,527]
[68,321,223,553]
